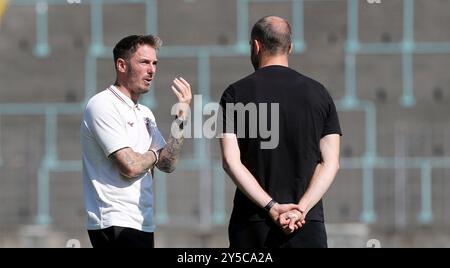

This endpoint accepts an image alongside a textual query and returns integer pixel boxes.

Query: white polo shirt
[81,85,166,232]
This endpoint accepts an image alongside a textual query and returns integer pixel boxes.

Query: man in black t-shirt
[219,16,342,248]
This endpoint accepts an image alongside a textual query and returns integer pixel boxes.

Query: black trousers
[88,226,154,248]
[228,220,327,248]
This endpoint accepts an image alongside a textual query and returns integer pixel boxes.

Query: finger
[172,80,183,94]
[172,79,185,93]
[171,85,182,99]
[178,77,191,90]
[289,217,296,231]
[179,78,192,98]
[288,211,302,228]
[279,215,290,226]
[173,79,188,96]
[283,225,293,234]
[282,214,293,228]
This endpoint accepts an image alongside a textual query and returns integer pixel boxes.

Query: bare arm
[111,147,157,179]
[220,133,298,221]
[297,134,341,217]
[220,134,272,207]
[156,77,192,173]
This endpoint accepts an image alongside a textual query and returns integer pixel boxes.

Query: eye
[140,59,151,65]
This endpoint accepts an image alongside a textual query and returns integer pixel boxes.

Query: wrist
[149,149,159,165]
[297,203,308,214]
[175,103,190,120]
[174,115,188,130]
[263,199,277,213]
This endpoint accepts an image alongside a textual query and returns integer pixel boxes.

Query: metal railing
[2,0,449,229]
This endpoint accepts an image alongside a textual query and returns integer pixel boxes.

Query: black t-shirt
[219,65,342,223]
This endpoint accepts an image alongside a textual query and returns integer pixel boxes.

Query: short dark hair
[113,35,162,66]
[250,16,292,55]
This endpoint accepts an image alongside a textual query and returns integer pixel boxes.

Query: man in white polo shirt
[81,35,192,248]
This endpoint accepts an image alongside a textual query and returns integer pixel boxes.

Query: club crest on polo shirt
[127,121,134,127]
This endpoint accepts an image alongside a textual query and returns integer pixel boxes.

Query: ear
[116,58,127,73]
[253,39,261,54]
[288,43,293,54]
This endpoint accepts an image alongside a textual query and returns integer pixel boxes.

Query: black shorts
[88,226,154,248]
[228,220,327,248]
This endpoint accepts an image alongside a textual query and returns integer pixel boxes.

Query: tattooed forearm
[159,75,192,172]
[157,133,184,173]
[124,153,135,166]
[112,148,157,179]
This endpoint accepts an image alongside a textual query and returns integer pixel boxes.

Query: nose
[148,64,156,75]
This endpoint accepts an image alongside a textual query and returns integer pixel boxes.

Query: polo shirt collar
[108,85,140,110]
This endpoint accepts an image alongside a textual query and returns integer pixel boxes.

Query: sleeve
[321,91,343,138]
[219,85,237,134]
[83,100,131,157]
[149,122,167,152]
[143,109,167,152]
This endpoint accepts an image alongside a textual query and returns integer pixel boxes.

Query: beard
[127,66,150,93]
[250,44,260,71]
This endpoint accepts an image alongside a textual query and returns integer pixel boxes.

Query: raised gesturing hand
[171,77,192,105]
